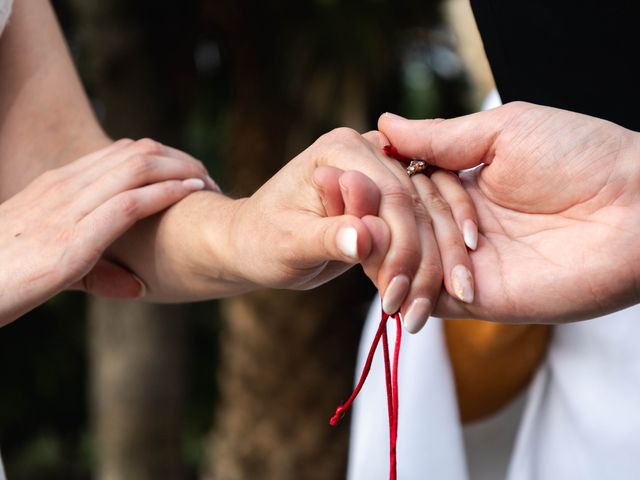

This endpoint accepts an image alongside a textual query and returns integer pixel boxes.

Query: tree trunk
[89,302,187,480]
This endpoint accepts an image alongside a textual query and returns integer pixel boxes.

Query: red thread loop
[383,144,412,165]
[329,307,402,480]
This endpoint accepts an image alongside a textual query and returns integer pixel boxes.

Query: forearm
[0,0,110,200]
[0,1,250,300]
[107,191,259,301]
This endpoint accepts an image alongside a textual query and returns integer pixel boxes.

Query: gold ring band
[406,160,428,177]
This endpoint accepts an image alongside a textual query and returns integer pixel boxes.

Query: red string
[329,307,402,480]
[383,144,412,165]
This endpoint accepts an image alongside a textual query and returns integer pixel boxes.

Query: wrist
[156,191,258,300]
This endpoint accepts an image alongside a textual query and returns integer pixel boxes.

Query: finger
[413,173,475,306]
[377,105,521,170]
[73,155,209,215]
[313,129,423,313]
[287,215,374,268]
[397,199,442,334]
[312,166,345,216]
[433,291,477,319]
[77,178,206,255]
[430,169,479,250]
[340,170,381,218]
[362,130,390,149]
[299,214,391,291]
[155,143,221,191]
[360,215,392,286]
[55,138,136,176]
[63,139,211,193]
[68,258,146,298]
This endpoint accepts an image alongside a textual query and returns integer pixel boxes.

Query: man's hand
[379,102,640,323]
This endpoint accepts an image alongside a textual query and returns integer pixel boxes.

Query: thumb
[290,215,374,268]
[377,105,515,170]
[69,258,146,298]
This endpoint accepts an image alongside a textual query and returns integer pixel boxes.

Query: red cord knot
[329,406,346,426]
[383,144,412,165]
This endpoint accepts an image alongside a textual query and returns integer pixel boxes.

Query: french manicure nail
[132,274,147,298]
[403,298,432,334]
[183,178,206,190]
[382,274,411,314]
[337,227,359,260]
[463,219,478,250]
[383,112,407,121]
[451,264,474,303]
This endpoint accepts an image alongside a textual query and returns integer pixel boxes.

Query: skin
[0,140,210,326]
[0,0,478,328]
[379,102,640,324]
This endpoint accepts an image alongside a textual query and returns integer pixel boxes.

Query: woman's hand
[379,102,640,323]
[194,128,476,331]
[0,138,212,327]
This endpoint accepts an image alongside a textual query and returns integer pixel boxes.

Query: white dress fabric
[348,90,640,479]
[1,2,14,476]
[0,0,11,36]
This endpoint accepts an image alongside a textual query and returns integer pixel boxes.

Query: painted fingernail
[205,175,221,192]
[403,298,432,334]
[183,178,206,190]
[132,274,147,298]
[463,219,478,250]
[337,227,359,260]
[382,274,410,314]
[382,112,407,121]
[451,264,474,303]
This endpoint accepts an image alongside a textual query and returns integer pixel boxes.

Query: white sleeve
[0,0,13,37]
[0,450,6,480]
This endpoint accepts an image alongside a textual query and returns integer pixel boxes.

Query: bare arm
[0,0,110,197]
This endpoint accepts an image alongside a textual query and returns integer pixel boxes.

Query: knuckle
[114,194,140,218]
[126,154,155,175]
[392,244,422,265]
[424,191,452,216]
[363,130,387,146]
[36,168,65,189]
[113,138,134,148]
[382,185,413,207]
[411,201,433,226]
[418,261,443,285]
[133,138,163,155]
[328,127,362,145]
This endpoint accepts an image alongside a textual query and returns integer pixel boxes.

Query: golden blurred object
[444,319,551,423]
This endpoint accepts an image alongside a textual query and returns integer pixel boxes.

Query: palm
[436,104,640,322]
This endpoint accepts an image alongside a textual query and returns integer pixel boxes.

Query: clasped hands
[144,101,640,330]
[221,100,640,330]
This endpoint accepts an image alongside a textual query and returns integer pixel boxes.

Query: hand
[0,138,212,326]
[194,128,476,331]
[379,102,640,323]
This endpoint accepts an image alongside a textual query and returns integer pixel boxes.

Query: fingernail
[463,219,478,250]
[337,227,359,260]
[451,264,474,303]
[383,112,407,121]
[382,274,410,314]
[132,274,147,298]
[403,298,432,334]
[183,178,206,190]
[205,175,221,192]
